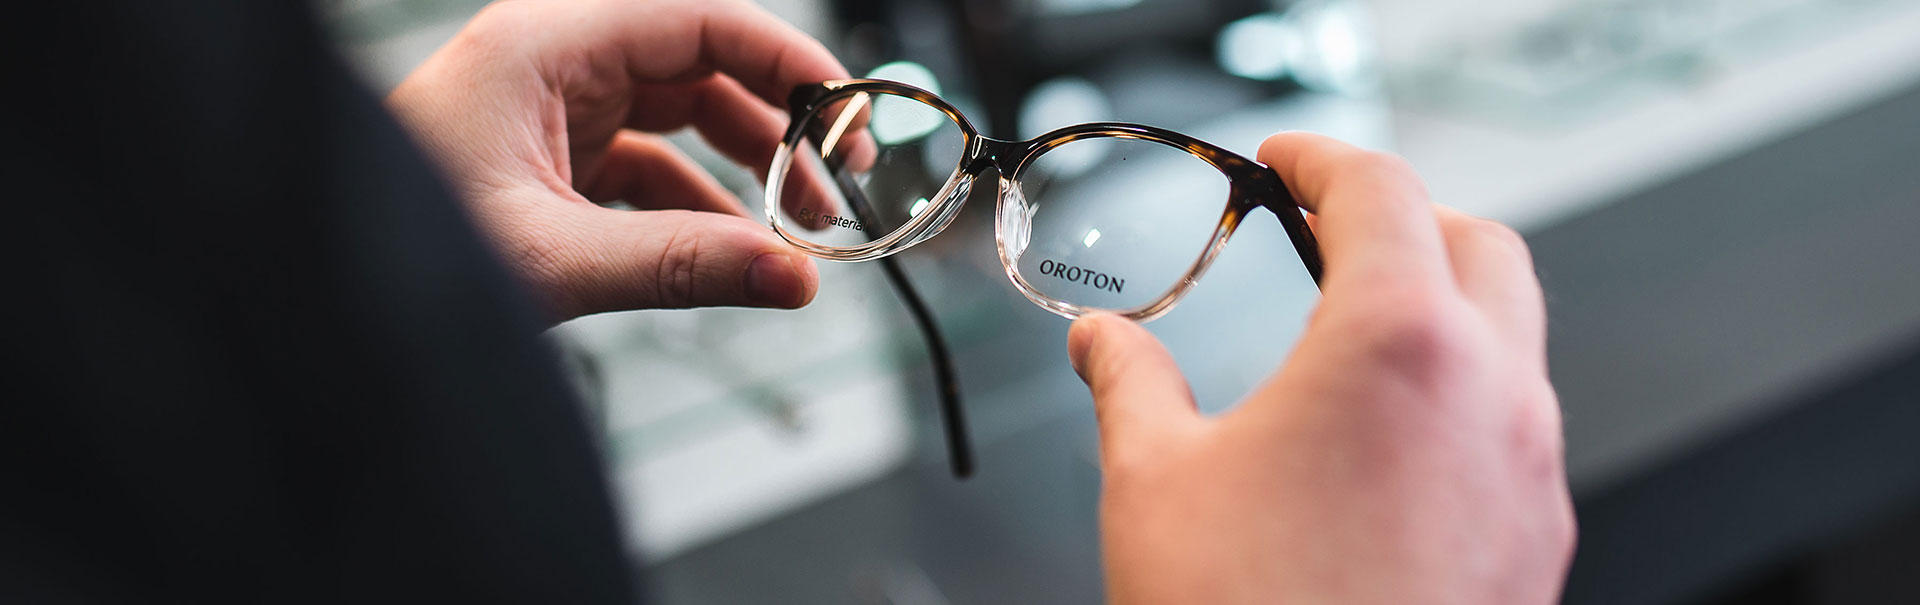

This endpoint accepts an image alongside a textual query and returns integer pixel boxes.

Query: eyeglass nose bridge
[895,135,1029,251]
[958,136,1035,178]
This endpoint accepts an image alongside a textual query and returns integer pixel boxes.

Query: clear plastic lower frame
[764,83,1255,322]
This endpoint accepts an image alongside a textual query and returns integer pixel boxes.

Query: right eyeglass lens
[1009,136,1234,312]
[772,91,968,250]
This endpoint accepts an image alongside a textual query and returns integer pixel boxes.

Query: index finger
[1257,132,1452,290]
[597,0,851,109]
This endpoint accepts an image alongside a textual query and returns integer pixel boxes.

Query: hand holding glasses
[765,79,1325,477]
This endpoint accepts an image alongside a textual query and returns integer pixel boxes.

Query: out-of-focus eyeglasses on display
[764,78,1326,478]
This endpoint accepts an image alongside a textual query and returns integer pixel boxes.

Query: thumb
[541,207,820,316]
[1068,313,1202,459]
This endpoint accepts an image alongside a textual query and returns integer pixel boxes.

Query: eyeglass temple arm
[867,208,975,479]
[1257,176,1327,287]
[804,119,976,479]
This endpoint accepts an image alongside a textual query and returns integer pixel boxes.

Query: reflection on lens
[1018,77,1113,179]
[1009,136,1232,312]
[773,91,969,250]
[871,93,946,145]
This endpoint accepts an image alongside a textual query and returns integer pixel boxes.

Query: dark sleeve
[0,2,636,602]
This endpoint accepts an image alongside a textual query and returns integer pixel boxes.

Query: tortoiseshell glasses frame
[765,78,1325,478]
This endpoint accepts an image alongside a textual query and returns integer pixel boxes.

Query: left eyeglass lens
[1005,136,1235,314]
[772,91,969,250]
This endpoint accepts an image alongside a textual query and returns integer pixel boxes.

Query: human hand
[388,0,847,319]
[1070,133,1574,603]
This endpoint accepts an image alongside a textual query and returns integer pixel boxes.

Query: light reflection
[1217,13,1300,81]
[865,61,946,145]
[1290,1,1377,94]
[1036,0,1143,17]
[1020,77,1113,180]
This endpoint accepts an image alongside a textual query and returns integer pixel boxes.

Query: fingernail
[1067,316,1100,383]
[745,253,802,307]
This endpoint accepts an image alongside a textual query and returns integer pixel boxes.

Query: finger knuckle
[1351,293,1474,382]
[1508,384,1566,466]
[653,225,703,309]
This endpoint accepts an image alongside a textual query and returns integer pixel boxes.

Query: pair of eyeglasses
[765,78,1325,478]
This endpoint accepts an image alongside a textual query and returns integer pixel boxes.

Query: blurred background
[324,0,1920,602]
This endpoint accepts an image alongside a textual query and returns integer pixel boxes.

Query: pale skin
[1072,135,1575,604]
[389,0,843,317]
[389,0,1575,602]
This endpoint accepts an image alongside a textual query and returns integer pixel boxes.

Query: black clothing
[3,2,634,602]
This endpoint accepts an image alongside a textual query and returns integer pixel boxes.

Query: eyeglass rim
[767,78,1324,320]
